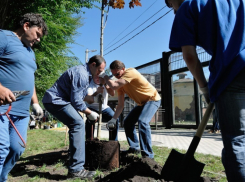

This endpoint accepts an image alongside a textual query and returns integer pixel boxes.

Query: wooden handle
[196,103,214,138]
[97,84,103,139]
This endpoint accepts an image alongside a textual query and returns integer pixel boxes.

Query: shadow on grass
[10,149,69,181]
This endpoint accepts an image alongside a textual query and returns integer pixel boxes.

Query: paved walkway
[52,123,223,157]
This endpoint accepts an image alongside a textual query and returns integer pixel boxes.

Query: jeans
[212,109,219,131]
[123,99,161,159]
[86,107,119,141]
[0,114,29,182]
[215,69,245,182]
[43,103,85,173]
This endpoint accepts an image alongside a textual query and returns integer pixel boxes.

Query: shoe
[67,169,96,179]
[208,130,214,133]
[215,130,221,134]
[121,148,140,155]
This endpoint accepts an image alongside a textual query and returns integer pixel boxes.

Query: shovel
[161,102,214,182]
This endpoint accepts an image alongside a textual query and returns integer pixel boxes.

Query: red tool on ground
[0,91,30,148]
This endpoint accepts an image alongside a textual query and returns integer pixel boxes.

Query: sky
[69,0,175,69]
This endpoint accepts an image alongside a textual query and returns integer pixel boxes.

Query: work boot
[67,169,96,179]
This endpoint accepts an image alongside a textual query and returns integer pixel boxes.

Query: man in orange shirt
[99,60,161,159]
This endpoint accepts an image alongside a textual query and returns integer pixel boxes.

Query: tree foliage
[105,0,141,9]
[0,0,141,103]
[0,0,98,102]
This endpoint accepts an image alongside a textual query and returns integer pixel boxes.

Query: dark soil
[95,153,214,182]
[8,145,217,182]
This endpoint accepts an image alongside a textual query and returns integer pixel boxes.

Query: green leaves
[0,0,98,103]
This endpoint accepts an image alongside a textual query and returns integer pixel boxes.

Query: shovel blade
[161,149,205,182]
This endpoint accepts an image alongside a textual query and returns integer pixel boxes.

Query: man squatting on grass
[99,60,161,159]
[165,0,245,181]
[42,55,106,179]
[0,13,47,182]
[85,75,119,141]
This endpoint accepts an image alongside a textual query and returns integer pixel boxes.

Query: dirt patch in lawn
[96,153,213,182]
[8,146,214,182]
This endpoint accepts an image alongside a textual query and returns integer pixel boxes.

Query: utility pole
[85,49,97,63]
[100,1,105,57]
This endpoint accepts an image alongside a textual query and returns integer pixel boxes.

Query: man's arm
[31,87,39,104]
[31,87,44,117]
[83,86,104,104]
[103,75,128,90]
[112,94,125,119]
[104,84,115,96]
[182,46,208,87]
[99,77,115,96]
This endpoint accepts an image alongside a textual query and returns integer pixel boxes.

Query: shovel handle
[97,84,103,140]
[186,102,214,156]
[195,103,214,138]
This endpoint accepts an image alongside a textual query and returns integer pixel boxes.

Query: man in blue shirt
[0,13,47,181]
[42,55,106,179]
[166,0,245,181]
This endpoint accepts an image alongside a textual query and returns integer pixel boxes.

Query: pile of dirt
[95,154,213,182]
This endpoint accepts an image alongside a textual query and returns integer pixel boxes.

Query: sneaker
[215,130,221,134]
[208,130,214,134]
[67,169,96,179]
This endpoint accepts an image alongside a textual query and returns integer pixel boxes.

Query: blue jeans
[215,69,245,182]
[123,100,161,159]
[86,107,119,141]
[43,103,85,173]
[0,114,29,182]
[212,109,220,131]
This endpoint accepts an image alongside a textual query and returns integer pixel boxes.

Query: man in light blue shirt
[166,0,245,181]
[42,55,106,179]
[0,13,47,182]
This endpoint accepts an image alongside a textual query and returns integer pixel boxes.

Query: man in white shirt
[85,75,119,140]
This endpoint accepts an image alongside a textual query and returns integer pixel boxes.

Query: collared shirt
[42,64,91,111]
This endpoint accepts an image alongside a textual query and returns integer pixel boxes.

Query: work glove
[200,85,210,104]
[93,94,104,103]
[108,118,117,129]
[98,71,106,78]
[87,111,99,121]
[32,103,44,119]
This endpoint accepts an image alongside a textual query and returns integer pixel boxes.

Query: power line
[104,9,173,56]
[104,0,159,50]
[104,5,167,52]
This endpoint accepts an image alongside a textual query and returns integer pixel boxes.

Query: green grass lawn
[7,129,226,182]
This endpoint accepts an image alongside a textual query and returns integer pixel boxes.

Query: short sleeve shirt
[169,0,245,102]
[0,30,37,116]
[117,68,161,106]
